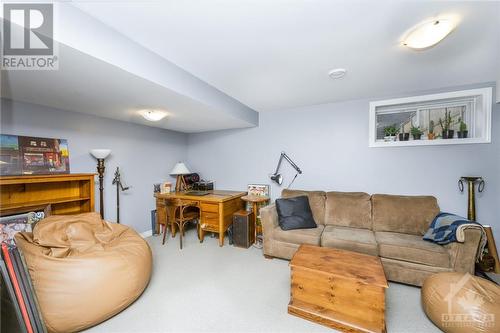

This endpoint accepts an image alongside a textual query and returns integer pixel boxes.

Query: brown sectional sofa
[260,189,483,286]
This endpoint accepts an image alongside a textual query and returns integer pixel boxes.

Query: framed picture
[0,134,70,175]
[247,184,270,197]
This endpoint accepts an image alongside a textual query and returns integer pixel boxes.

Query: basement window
[368,87,493,147]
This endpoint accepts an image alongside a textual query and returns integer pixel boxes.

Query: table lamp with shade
[90,149,111,219]
[170,162,191,192]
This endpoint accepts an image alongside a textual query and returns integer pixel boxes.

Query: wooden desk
[154,190,245,246]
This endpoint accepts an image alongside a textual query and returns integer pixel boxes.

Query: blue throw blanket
[423,212,486,260]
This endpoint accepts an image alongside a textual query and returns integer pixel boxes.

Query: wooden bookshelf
[0,173,95,216]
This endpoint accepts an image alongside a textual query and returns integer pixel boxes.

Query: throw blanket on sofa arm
[423,212,487,261]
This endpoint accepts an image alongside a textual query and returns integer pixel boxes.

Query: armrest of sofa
[260,204,278,256]
[260,204,278,235]
[445,228,483,274]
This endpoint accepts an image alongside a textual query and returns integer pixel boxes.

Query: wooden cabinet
[289,245,388,333]
[0,173,95,215]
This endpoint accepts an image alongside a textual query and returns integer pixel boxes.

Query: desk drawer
[201,211,219,230]
[201,202,219,213]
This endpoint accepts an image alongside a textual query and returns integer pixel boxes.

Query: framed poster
[247,184,270,197]
[0,135,70,176]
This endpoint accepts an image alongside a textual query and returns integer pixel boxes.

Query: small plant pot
[412,134,422,140]
[457,131,468,138]
[399,133,409,141]
[446,130,455,139]
[427,133,435,140]
[384,136,396,142]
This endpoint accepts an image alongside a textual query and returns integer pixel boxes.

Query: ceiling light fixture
[402,18,456,50]
[328,68,347,79]
[139,109,168,122]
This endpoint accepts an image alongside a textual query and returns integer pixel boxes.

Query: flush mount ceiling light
[402,18,456,50]
[328,68,347,79]
[139,109,168,122]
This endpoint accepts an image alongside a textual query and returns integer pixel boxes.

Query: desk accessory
[270,151,302,188]
[90,149,111,219]
[170,162,191,192]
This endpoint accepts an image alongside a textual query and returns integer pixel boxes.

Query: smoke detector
[328,68,347,79]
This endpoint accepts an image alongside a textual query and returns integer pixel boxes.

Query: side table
[241,195,270,244]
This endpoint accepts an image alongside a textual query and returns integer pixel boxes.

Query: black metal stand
[96,158,105,219]
[112,167,130,224]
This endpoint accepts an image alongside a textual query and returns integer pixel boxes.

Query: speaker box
[232,210,255,248]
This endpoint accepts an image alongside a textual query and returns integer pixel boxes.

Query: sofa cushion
[276,196,317,230]
[282,190,326,225]
[325,192,372,229]
[375,231,450,268]
[321,226,378,256]
[273,225,324,246]
[372,194,439,235]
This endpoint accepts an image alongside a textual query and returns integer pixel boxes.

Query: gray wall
[1,98,187,233]
[187,83,500,243]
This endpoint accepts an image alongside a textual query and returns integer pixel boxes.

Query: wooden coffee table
[288,245,388,333]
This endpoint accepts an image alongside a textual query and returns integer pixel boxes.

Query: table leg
[199,226,205,243]
[219,232,225,247]
[253,202,258,244]
[218,202,225,247]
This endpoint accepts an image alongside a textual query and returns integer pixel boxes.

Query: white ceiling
[73,0,500,112]
[1,2,259,133]
[1,43,254,133]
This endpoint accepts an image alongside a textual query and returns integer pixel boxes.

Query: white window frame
[368,87,492,147]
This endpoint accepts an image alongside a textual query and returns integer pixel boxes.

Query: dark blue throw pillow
[275,195,317,231]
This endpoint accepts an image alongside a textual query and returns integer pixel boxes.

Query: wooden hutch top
[0,173,96,216]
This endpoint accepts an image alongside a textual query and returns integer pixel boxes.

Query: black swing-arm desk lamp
[270,151,302,187]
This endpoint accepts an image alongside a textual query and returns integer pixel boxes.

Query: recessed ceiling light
[139,109,168,122]
[328,68,347,79]
[403,18,456,50]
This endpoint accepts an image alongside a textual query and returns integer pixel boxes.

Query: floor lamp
[170,162,191,192]
[90,149,111,219]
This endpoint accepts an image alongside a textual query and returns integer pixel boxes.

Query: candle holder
[458,176,485,221]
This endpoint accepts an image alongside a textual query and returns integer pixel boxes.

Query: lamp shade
[170,162,190,175]
[90,149,111,159]
[270,173,283,185]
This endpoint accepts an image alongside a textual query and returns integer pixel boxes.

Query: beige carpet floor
[85,229,441,333]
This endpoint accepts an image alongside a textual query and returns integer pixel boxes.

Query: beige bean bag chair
[422,272,500,333]
[15,212,152,333]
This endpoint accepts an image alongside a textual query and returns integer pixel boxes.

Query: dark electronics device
[232,210,255,249]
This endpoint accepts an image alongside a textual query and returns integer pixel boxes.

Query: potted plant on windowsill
[428,120,435,140]
[457,118,468,138]
[410,126,423,140]
[439,110,454,139]
[398,132,409,141]
[384,125,399,142]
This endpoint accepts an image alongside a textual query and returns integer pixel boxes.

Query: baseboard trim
[140,229,153,238]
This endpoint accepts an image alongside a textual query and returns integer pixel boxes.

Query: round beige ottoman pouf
[421,272,500,333]
[15,213,152,333]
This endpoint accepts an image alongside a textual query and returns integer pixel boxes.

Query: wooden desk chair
[163,198,200,249]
